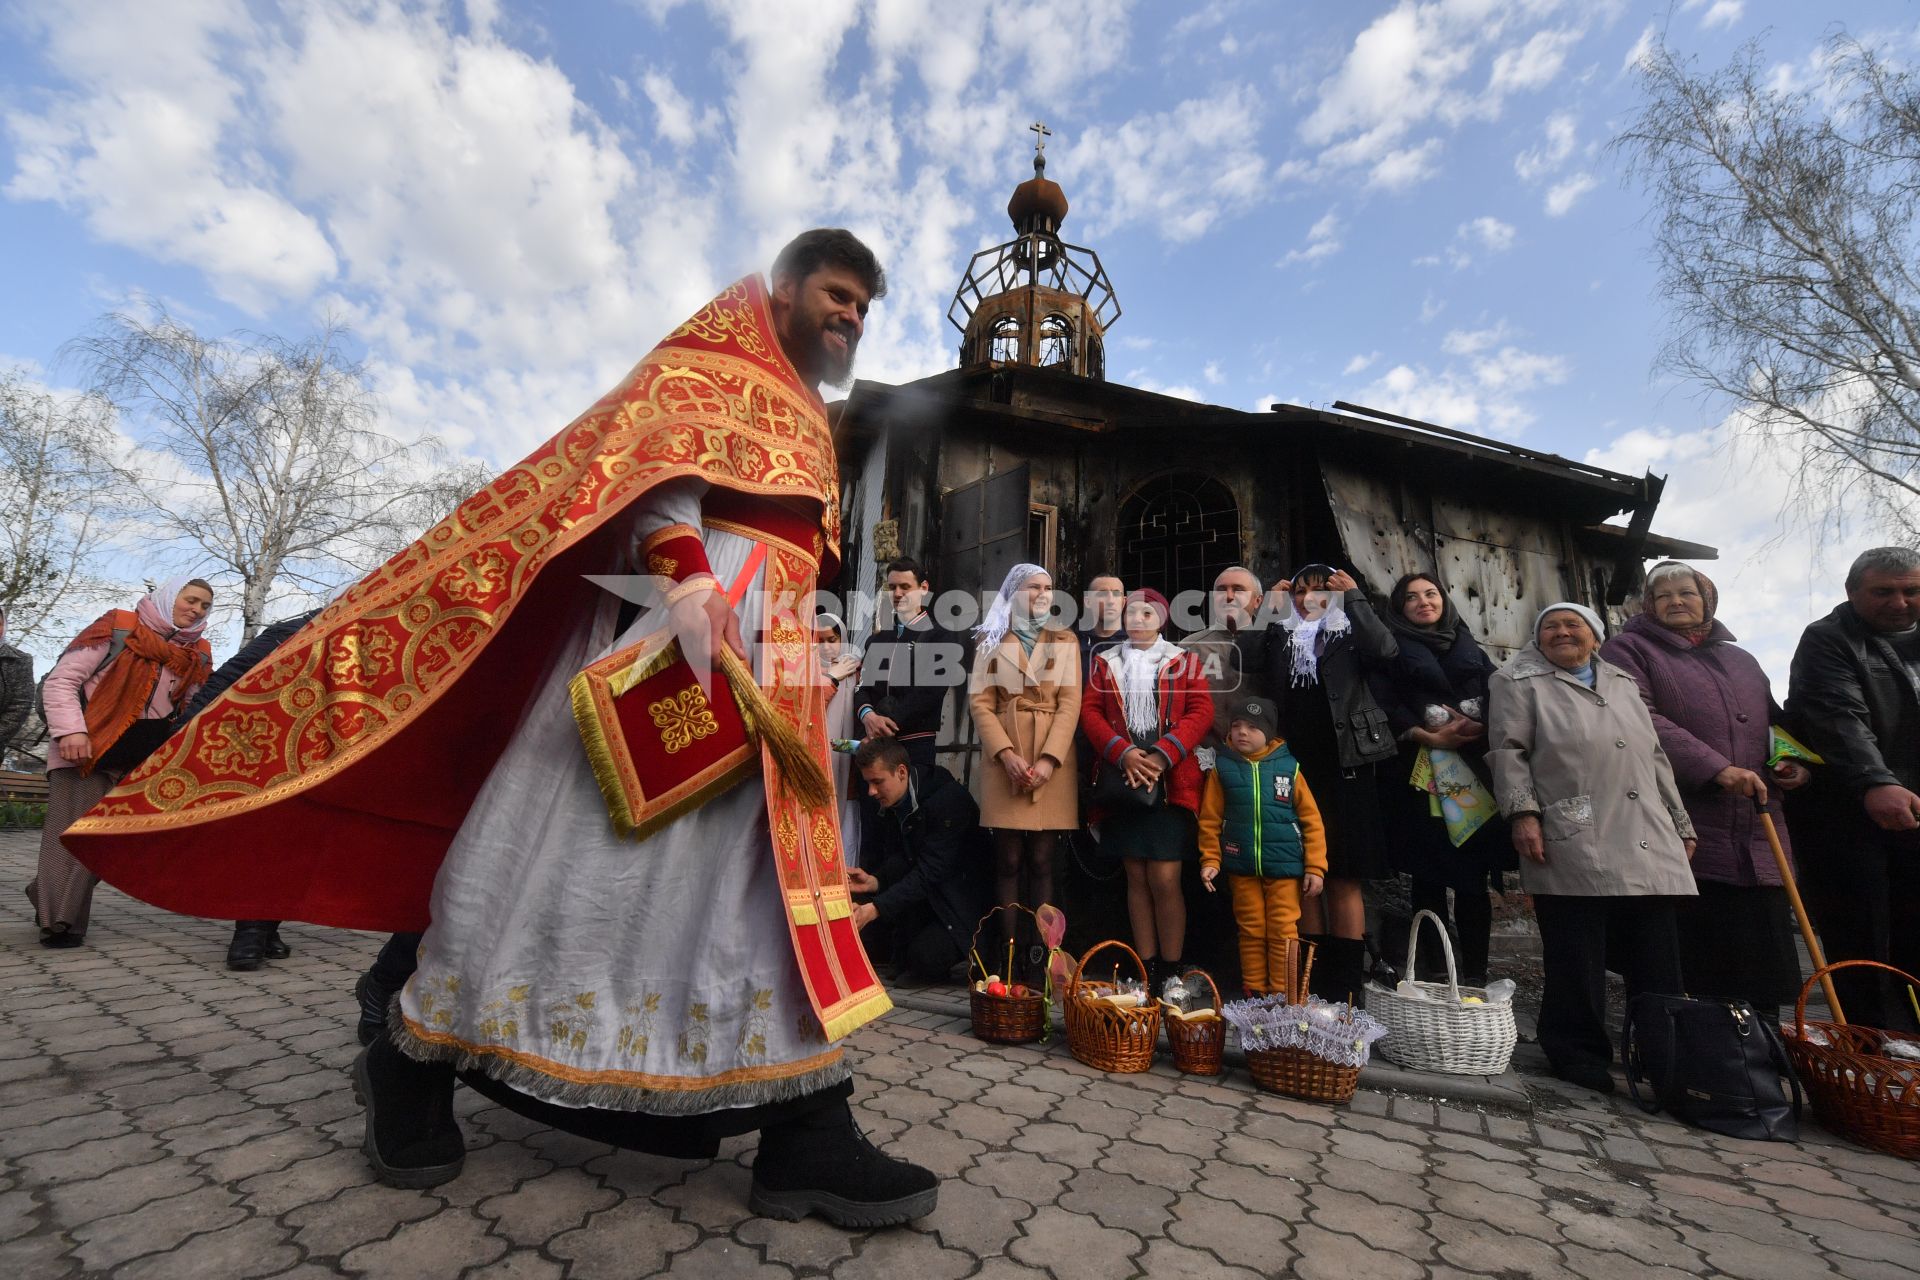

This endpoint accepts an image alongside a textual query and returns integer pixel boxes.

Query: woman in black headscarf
[1367,572,1514,986]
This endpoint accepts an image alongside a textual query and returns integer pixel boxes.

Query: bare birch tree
[0,369,130,646]
[68,309,474,639]
[1617,35,1920,538]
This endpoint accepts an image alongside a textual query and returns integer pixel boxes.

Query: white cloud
[1128,375,1205,402]
[1362,317,1565,434]
[4,0,337,309]
[1293,2,1589,189]
[1441,321,1513,355]
[1441,213,1517,267]
[640,69,708,147]
[1487,28,1578,97]
[1582,415,1908,695]
[1683,0,1744,31]
[1368,138,1444,191]
[1544,171,1598,216]
[1343,351,1381,375]
[1202,360,1225,386]
[1622,22,1658,73]
[1471,345,1568,391]
[1278,208,1342,266]
[1058,84,1268,242]
[1419,293,1446,323]
[1514,111,1576,180]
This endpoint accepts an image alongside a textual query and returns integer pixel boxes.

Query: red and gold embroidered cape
[66,276,891,1042]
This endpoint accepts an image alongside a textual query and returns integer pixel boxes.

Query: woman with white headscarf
[969,563,1081,947]
[30,576,215,947]
[1489,602,1697,1094]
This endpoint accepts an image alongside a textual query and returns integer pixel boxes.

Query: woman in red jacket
[1080,589,1214,993]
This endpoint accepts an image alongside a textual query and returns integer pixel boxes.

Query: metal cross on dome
[1029,121,1051,155]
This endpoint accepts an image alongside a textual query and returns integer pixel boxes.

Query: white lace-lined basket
[1367,909,1518,1076]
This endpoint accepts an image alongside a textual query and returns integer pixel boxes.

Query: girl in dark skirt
[1266,565,1399,1003]
[1367,572,1514,986]
[1080,590,1214,994]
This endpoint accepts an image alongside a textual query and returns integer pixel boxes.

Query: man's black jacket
[852,612,966,739]
[0,643,33,753]
[869,764,989,949]
[1787,602,1920,798]
[180,610,322,723]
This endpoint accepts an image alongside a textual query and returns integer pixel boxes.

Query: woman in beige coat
[970,563,1081,948]
[1488,602,1697,1095]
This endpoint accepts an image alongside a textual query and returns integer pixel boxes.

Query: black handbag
[1623,993,1802,1141]
[1091,733,1165,809]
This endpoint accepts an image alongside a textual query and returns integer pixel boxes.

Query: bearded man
[66,229,938,1226]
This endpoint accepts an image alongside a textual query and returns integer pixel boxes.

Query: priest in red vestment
[64,229,937,1227]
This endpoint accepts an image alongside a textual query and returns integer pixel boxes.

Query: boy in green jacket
[1199,698,1328,996]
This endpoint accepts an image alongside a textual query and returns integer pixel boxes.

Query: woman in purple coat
[1601,562,1811,1013]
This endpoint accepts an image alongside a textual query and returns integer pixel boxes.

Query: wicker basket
[1065,940,1162,1073]
[1245,1045,1361,1104]
[1162,968,1226,1075]
[1367,910,1517,1076]
[1780,960,1920,1159]
[965,905,1052,1045]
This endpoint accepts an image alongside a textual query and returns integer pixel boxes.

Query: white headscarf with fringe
[975,562,1050,654]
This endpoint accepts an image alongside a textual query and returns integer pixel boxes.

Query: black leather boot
[749,1096,938,1227]
[226,922,269,971]
[352,1034,465,1189]
[1308,937,1368,1007]
[353,973,388,1047]
[262,923,291,960]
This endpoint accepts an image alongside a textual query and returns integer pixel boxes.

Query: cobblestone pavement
[2,831,1917,1279]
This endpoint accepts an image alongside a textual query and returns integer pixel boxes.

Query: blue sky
[1,0,1911,680]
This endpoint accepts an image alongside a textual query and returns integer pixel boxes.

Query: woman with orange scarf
[29,576,214,947]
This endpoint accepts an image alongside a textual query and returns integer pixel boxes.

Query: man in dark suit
[851,558,964,772]
[847,737,986,983]
[1786,546,1920,1030]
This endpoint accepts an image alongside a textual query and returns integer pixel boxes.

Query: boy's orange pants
[1229,874,1303,995]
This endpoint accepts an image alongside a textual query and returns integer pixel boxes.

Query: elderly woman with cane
[1489,602,1697,1094]
[1602,562,1811,1016]
[30,576,214,947]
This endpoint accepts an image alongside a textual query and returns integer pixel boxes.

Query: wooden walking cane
[1755,797,1846,1025]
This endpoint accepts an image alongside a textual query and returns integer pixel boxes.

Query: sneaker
[749,1098,938,1228]
[352,1038,465,1189]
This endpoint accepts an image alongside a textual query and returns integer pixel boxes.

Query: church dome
[1008,166,1069,234]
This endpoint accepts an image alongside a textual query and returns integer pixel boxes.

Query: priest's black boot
[352,1033,465,1189]
[225,922,269,971]
[262,923,291,960]
[749,1096,938,1227]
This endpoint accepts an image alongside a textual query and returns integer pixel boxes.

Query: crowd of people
[6,228,1918,1230]
[828,548,1920,1094]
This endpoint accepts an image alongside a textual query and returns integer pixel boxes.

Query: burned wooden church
[829,138,1710,769]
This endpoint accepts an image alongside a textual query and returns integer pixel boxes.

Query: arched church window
[988,316,1022,363]
[1037,313,1074,368]
[1116,473,1243,638]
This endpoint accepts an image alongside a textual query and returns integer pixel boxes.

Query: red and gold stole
[66,276,890,1043]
